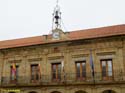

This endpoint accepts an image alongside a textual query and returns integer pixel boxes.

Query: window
[75,61,86,80]
[100,59,113,80]
[31,64,40,82]
[52,63,61,81]
[10,65,19,82]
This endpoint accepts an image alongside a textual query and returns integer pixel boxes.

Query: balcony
[1,71,125,87]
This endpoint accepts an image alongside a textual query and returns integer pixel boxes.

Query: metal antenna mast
[52,0,61,30]
[56,0,59,6]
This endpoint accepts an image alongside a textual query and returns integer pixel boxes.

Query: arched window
[102,90,116,93]
[51,91,61,93]
[75,90,87,93]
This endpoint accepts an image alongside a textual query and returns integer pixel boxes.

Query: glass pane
[58,64,61,79]
[107,60,112,76]
[102,61,106,77]
[52,64,56,79]
[76,63,80,78]
[82,62,86,77]
[58,64,61,72]
[31,65,39,80]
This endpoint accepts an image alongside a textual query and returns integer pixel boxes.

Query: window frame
[75,61,86,80]
[30,64,40,83]
[100,59,114,80]
[51,63,61,81]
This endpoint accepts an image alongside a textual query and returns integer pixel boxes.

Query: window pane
[31,64,39,80]
[107,60,112,76]
[52,63,61,80]
[101,61,106,77]
[57,64,61,79]
[82,62,86,77]
[76,63,80,78]
[52,64,56,79]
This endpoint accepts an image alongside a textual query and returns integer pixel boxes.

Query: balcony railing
[1,71,125,86]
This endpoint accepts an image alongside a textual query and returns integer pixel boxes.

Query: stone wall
[0,36,125,93]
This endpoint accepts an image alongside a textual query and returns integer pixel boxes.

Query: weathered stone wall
[0,36,125,93]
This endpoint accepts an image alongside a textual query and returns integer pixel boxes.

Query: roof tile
[0,24,125,49]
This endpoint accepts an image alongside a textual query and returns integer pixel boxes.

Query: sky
[0,0,125,41]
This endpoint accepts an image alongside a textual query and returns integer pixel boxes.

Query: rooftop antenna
[52,0,61,30]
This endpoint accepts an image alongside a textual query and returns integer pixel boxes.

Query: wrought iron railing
[1,70,125,86]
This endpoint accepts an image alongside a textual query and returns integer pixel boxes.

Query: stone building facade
[0,24,125,93]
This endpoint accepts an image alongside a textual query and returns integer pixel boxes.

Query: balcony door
[101,59,113,80]
[31,64,40,83]
[52,63,61,81]
[75,61,86,80]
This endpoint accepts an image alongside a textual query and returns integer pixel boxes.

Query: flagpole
[89,49,95,84]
